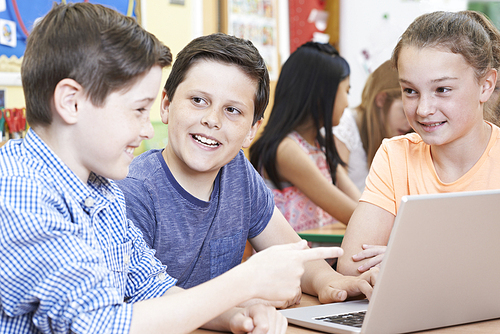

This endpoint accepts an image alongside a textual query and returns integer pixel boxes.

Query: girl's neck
[294,121,318,146]
[431,121,492,183]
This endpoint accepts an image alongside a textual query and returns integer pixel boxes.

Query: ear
[160,89,170,125]
[479,68,497,103]
[242,118,263,149]
[375,91,387,108]
[53,78,84,125]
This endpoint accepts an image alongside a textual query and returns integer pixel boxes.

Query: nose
[416,95,436,118]
[201,107,221,129]
[141,118,155,140]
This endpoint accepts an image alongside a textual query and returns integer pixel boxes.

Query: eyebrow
[134,97,156,103]
[399,76,458,85]
[190,90,253,110]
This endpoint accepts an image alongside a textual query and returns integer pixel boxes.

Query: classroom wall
[0,56,22,109]
[0,0,473,148]
[142,0,193,123]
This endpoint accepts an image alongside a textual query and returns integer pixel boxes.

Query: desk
[298,223,346,244]
[190,294,500,333]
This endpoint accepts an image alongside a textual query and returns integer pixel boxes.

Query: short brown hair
[22,2,172,127]
[164,33,269,125]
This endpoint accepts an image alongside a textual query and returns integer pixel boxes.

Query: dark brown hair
[164,33,269,125]
[22,2,172,127]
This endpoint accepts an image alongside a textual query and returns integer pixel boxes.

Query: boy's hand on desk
[315,267,379,303]
[239,292,302,309]
[243,240,343,304]
[352,245,386,273]
[229,304,287,334]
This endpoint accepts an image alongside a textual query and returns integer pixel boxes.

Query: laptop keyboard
[315,311,366,328]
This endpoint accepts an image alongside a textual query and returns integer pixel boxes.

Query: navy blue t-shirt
[116,149,274,288]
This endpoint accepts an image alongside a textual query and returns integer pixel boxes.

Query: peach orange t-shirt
[361,122,500,216]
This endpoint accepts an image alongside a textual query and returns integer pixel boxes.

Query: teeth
[425,122,443,127]
[126,147,135,154]
[194,135,219,146]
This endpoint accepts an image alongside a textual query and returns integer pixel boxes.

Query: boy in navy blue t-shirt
[117,33,376,307]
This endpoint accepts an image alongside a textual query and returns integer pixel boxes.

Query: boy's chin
[100,166,130,181]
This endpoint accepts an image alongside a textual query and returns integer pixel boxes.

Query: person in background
[117,35,377,307]
[483,76,500,126]
[250,42,360,232]
[0,3,346,333]
[333,60,412,192]
[337,10,500,276]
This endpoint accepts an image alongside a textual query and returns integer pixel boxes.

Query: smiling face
[77,66,161,181]
[161,60,261,180]
[397,46,492,148]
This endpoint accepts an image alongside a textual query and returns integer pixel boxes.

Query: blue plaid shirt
[0,129,177,333]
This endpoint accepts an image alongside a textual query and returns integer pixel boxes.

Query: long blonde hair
[357,60,402,166]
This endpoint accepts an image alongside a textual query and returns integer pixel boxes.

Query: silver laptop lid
[362,189,500,333]
[280,189,500,334]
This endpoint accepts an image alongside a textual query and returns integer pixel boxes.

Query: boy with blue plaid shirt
[0,3,342,333]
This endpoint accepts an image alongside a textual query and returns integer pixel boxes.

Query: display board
[227,0,279,80]
[0,0,138,58]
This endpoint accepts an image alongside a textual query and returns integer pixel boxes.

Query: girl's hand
[228,304,287,334]
[352,244,386,273]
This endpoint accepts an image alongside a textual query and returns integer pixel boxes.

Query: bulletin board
[0,0,139,59]
[227,0,279,80]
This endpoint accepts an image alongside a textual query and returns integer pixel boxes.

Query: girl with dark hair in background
[250,42,360,232]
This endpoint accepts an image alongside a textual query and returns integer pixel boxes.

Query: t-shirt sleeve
[360,139,398,215]
[242,152,275,239]
[116,176,157,248]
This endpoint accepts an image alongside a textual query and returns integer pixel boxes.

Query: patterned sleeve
[332,109,358,151]
[0,178,132,333]
[123,217,177,303]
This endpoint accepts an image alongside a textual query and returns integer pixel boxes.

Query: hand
[315,266,379,303]
[352,245,386,273]
[228,304,287,334]
[242,240,343,304]
[239,289,302,309]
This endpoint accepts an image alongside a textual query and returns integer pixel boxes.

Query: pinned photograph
[0,18,16,48]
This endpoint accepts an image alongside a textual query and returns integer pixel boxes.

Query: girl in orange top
[338,10,500,276]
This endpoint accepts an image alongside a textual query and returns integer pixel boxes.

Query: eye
[403,88,416,95]
[436,87,450,93]
[192,97,208,106]
[225,106,241,115]
[137,108,146,113]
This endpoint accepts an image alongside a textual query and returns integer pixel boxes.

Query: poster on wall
[227,0,279,80]
[0,0,138,59]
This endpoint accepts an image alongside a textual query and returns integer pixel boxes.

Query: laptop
[280,189,500,333]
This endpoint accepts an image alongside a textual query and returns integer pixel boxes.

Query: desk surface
[298,223,346,244]
[190,294,500,333]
